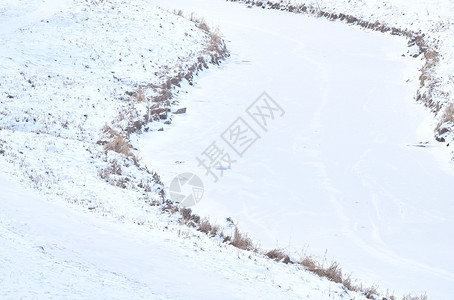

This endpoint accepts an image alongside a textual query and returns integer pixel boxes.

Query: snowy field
[1,173,366,299]
[140,0,454,298]
[0,0,214,221]
[1,0,453,299]
[0,0,368,299]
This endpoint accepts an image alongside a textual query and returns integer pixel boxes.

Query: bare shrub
[197,19,210,32]
[198,218,212,234]
[265,249,291,264]
[134,88,146,102]
[173,9,183,16]
[362,284,379,299]
[435,102,454,140]
[178,207,201,226]
[103,126,133,156]
[440,102,454,124]
[189,13,210,32]
[209,224,220,237]
[180,207,192,221]
[323,261,343,283]
[231,226,254,251]
[105,134,131,156]
[402,293,428,300]
[299,256,319,271]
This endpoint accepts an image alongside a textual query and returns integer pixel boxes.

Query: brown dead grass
[435,102,454,140]
[265,249,291,264]
[231,226,255,251]
[103,126,132,157]
[403,293,428,300]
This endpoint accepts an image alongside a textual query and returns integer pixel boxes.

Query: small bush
[265,249,291,264]
[324,261,343,284]
[105,134,131,156]
[403,293,428,300]
[231,226,254,251]
[173,9,183,16]
[198,218,212,234]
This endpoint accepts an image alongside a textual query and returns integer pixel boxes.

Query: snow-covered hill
[141,0,454,299]
[1,172,366,299]
[0,0,222,220]
[1,0,452,299]
[0,0,366,299]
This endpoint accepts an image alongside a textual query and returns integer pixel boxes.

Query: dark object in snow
[174,107,187,114]
[226,217,235,227]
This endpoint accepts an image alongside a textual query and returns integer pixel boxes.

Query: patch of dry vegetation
[166,203,392,299]
[435,102,454,141]
[403,293,428,300]
[231,226,255,251]
[103,126,133,157]
[94,4,430,299]
[265,249,291,264]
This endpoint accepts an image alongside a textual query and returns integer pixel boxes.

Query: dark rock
[174,107,187,114]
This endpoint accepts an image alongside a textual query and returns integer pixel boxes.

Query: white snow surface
[0,173,362,299]
[0,0,211,218]
[1,0,453,298]
[236,0,454,148]
[0,0,367,299]
[140,0,454,299]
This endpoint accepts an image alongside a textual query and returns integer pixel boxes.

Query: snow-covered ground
[140,0,454,298]
[1,0,453,298]
[0,173,365,299]
[231,0,454,154]
[0,0,213,219]
[0,0,368,299]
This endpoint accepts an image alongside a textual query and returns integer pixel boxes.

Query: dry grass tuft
[179,207,201,226]
[323,261,343,283]
[435,102,454,140]
[265,249,291,264]
[105,134,131,156]
[231,226,254,251]
[134,88,146,102]
[173,9,184,16]
[198,218,213,234]
[103,126,133,157]
[403,293,428,300]
[299,256,319,271]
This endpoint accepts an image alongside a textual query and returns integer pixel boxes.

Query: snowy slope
[0,0,214,220]
[0,0,368,299]
[141,0,454,298]
[0,173,366,299]
[1,0,452,298]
